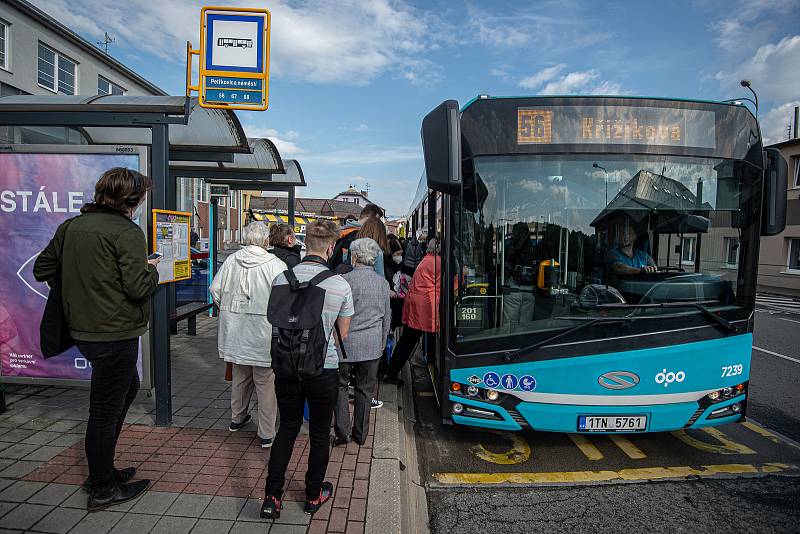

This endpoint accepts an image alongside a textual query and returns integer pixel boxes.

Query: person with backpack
[262,220,354,519]
[33,168,159,511]
[209,221,286,448]
[329,203,383,270]
[402,229,427,275]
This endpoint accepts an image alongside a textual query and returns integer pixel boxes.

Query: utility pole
[97,32,115,54]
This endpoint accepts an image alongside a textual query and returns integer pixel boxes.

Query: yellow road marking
[470,431,531,465]
[741,421,800,451]
[432,463,797,485]
[568,434,604,460]
[609,435,647,459]
[671,427,757,455]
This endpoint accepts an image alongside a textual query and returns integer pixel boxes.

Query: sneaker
[229,414,252,432]
[371,398,383,409]
[305,481,334,514]
[87,479,150,512]
[333,435,350,447]
[260,438,273,449]
[82,467,137,493]
[260,494,282,520]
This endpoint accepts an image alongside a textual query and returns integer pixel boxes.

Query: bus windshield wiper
[596,300,738,333]
[503,317,634,363]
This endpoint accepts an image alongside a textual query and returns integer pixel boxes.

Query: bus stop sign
[198,6,270,110]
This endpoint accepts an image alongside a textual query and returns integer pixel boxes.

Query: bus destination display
[518,106,716,149]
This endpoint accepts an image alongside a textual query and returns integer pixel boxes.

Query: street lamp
[593,163,609,209]
[740,80,759,118]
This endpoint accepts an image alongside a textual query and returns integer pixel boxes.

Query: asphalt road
[413,295,800,534]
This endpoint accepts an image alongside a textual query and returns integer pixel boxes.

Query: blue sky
[34,0,800,216]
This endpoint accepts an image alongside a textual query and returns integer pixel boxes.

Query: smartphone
[148,252,162,260]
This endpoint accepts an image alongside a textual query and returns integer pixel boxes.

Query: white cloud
[305,145,421,167]
[519,64,566,90]
[339,123,370,132]
[759,101,800,145]
[715,35,800,102]
[516,179,544,193]
[31,0,442,86]
[242,124,303,156]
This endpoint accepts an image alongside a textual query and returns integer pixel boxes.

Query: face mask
[393,255,403,264]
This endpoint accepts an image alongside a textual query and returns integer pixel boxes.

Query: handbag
[39,220,75,358]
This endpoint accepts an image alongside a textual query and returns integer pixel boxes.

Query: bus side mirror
[421,100,461,194]
[761,147,787,236]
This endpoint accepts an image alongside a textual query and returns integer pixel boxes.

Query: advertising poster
[0,147,146,381]
[152,210,192,284]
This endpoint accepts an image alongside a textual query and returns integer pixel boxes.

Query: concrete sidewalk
[0,316,418,534]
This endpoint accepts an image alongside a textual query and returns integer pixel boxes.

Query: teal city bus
[413,95,788,433]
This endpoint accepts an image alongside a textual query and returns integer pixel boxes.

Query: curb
[365,367,430,534]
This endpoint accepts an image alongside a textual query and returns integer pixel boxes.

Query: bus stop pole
[288,187,295,227]
[210,195,219,317]
[152,123,173,427]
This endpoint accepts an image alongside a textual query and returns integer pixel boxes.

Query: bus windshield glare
[453,153,762,348]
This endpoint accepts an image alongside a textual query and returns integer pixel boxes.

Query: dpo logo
[655,368,685,388]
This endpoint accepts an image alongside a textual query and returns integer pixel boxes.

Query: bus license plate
[578,415,647,432]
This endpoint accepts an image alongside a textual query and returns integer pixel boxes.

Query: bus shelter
[0,95,296,425]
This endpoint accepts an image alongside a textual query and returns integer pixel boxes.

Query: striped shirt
[271,259,354,369]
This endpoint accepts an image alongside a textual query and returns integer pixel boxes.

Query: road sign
[190,6,270,111]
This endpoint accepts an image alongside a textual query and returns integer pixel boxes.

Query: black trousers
[383,326,425,379]
[334,359,380,442]
[76,338,139,493]
[266,369,338,501]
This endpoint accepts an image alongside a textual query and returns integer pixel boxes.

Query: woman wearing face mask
[34,167,160,511]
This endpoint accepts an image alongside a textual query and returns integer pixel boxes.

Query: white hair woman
[210,221,287,447]
[333,238,392,446]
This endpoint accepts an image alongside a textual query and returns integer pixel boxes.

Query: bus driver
[607,214,656,275]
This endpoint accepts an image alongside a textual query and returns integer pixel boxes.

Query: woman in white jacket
[210,222,287,448]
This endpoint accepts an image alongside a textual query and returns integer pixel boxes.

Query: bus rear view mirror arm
[761,148,787,236]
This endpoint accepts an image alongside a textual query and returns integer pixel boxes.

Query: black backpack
[267,266,347,380]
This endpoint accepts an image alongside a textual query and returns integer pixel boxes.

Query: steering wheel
[657,266,685,273]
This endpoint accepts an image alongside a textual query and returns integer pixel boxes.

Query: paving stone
[23,446,64,462]
[201,496,247,520]
[0,500,18,519]
[166,493,213,517]
[108,512,160,534]
[22,431,63,445]
[0,429,36,443]
[236,498,263,522]
[49,434,83,448]
[30,506,86,533]
[128,490,180,515]
[0,443,38,459]
[150,515,197,534]
[0,460,42,478]
[0,477,14,492]
[229,521,268,534]
[270,525,307,534]
[273,500,311,526]
[0,480,47,502]
[60,489,89,509]
[68,510,124,534]
[0,503,53,530]
[191,519,234,534]
[0,458,15,472]
[27,483,79,505]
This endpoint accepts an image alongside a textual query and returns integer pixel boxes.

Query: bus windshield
[453,153,762,349]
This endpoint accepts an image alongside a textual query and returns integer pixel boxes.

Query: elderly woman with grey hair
[210,222,287,448]
[333,238,392,446]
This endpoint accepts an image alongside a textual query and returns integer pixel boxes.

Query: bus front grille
[507,408,530,429]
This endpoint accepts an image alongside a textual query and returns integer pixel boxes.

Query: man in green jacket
[34,167,159,511]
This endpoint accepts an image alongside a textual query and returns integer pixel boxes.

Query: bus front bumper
[448,394,746,433]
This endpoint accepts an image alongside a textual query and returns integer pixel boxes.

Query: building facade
[333,185,371,208]
[759,138,800,295]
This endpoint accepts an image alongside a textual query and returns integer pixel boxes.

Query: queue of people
[37,169,435,517]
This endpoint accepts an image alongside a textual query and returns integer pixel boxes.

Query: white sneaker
[371,398,383,409]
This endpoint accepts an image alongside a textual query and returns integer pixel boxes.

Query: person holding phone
[34,168,160,511]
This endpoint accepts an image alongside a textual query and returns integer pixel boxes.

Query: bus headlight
[452,402,464,415]
[708,390,720,401]
[466,385,479,397]
[731,402,742,413]
[486,390,500,401]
